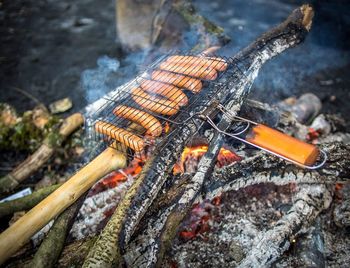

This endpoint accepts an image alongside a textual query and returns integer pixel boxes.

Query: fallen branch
[0,184,61,218]
[0,113,84,194]
[116,0,230,51]
[28,194,86,268]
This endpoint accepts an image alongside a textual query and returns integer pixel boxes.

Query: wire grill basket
[92,52,246,159]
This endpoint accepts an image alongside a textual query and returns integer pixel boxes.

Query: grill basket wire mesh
[92,51,248,160]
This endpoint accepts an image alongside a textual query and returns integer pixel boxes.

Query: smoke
[81,55,120,103]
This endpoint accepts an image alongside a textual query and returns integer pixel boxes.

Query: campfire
[0,3,349,268]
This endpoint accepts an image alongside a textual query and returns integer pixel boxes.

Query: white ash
[310,114,331,136]
[169,184,293,268]
[31,220,54,247]
[70,178,134,240]
[318,132,350,145]
[239,184,332,267]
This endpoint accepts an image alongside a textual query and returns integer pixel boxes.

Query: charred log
[205,142,350,199]
[83,5,315,267]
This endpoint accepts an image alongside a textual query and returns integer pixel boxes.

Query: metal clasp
[205,105,327,170]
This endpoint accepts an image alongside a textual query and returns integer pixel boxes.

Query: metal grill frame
[91,51,248,159]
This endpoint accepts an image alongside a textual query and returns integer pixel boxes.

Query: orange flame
[96,144,239,192]
[98,158,143,189]
[164,122,170,134]
[173,145,240,174]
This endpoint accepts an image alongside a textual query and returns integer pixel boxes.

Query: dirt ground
[1,0,349,122]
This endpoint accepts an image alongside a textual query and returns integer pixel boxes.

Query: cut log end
[300,4,314,31]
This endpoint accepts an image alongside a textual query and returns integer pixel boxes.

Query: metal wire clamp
[205,106,327,170]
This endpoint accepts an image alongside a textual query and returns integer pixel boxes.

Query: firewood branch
[0,113,84,194]
[28,193,86,268]
[0,184,61,218]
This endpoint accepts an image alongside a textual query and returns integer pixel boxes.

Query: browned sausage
[113,105,162,137]
[140,79,188,106]
[165,55,228,71]
[131,87,179,116]
[159,61,218,80]
[151,70,202,93]
[95,120,144,152]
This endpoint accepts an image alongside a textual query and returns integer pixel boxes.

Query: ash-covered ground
[166,182,350,267]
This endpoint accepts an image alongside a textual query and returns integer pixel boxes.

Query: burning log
[83,4,314,267]
[0,113,84,194]
[202,142,348,267]
[125,143,349,267]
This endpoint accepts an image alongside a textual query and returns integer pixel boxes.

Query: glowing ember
[306,127,320,142]
[179,196,222,241]
[173,145,240,174]
[103,159,143,187]
[164,122,170,134]
[91,144,239,195]
[334,183,344,202]
[90,158,144,195]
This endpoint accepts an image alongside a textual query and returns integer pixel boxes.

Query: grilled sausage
[95,121,144,152]
[159,61,218,80]
[113,105,162,137]
[151,70,202,93]
[140,79,188,106]
[131,87,179,116]
[165,55,228,72]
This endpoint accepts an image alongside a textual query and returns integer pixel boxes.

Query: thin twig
[11,87,42,105]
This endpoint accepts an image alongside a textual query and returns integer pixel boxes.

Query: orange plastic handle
[246,124,319,166]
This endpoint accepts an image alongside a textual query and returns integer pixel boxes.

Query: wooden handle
[0,147,127,265]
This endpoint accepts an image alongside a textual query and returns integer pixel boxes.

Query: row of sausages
[95,55,228,152]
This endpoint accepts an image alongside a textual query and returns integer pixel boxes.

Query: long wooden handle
[0,147,127,265]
